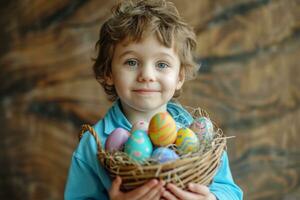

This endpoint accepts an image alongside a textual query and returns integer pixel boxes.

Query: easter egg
[105,128,130,152]
[175,128,200,154]
[124,130,153,163]
[148,112,177,146]
[131,120,149,133]
[152,147,179,163]
[190,117,214,141]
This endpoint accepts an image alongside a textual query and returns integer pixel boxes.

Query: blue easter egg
[124,130,153,163]
[152,147,179,163]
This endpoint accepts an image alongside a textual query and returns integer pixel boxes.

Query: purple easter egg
[105,128,130,152]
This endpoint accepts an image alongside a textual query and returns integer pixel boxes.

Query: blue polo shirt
[64,100,243,199]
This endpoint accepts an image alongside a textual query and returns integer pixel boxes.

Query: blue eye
[157,62,169,69]
[125,59,138,69]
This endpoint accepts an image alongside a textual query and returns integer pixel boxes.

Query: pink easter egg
[105,128,130,152]
[190,117,214,141]
[131,120,149,133]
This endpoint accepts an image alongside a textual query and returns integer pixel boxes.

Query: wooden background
[0,0,299,199]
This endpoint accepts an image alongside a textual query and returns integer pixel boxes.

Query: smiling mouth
[132,89,160,93]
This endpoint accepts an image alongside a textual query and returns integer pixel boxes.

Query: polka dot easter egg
[124,130,153,163]
[190,117,214,141]
[152,147,179,163]
[148,112,177,147]
[131,120,149,133]
[105,128,130,152]
[175,127,200,154]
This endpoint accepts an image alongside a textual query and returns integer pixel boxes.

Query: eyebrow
[158,52,176,60]
[119,50,136,58]
[119,50,176,60]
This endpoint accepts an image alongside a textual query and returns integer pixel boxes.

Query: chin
[135,102,167,112]
[133,104,158,111]
[120,97,170,113]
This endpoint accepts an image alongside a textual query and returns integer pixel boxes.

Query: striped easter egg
[148,112,177,146]
[190,117,214,141]
[175,127,200,154]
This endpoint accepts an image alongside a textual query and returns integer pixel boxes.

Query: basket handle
[79,124,103,152]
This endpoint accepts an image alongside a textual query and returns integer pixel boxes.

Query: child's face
[108,33,184,114]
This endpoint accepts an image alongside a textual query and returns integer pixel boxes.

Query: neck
[120,102,167,125]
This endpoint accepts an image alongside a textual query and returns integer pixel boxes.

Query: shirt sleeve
[64,153,109,200]
[209,152,243,200]
[64,131,111,200]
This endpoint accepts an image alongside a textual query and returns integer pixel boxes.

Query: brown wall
[1,0,299,199]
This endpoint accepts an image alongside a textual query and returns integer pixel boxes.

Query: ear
[176,68,185,90]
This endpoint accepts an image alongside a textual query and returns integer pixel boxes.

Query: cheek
[114,77,128,89]
[111,73,123,88]
[112,69,129,84]
[162,75,180,90]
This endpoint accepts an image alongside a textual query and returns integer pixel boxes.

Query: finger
[126,179,159,199]
[155,189,165,200]
[162,190,178,200]
[142,181,165,200]
[109,176,122,198]
[167,183,201,200]
[188,183,210,195]
[152,186,165,200]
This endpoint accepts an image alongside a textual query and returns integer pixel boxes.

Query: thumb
[109,176,122,198]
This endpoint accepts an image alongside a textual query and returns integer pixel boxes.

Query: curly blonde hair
[93,0,199,101]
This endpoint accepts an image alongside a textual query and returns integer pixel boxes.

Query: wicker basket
[79,107,227,191]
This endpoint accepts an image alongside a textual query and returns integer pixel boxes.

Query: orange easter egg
[148,112,177,146]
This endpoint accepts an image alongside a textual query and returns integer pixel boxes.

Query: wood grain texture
[0,0,299,199]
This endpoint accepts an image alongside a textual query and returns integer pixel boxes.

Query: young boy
[64,0,243,199]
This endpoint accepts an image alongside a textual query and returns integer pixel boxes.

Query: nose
[137,63,155,82]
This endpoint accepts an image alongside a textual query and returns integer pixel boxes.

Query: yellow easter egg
[175,128,200,154]
[148,112,177,146]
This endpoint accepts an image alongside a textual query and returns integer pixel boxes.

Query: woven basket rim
[78,106,228,190]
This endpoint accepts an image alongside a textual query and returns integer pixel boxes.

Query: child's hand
[109,176,165,200]
[162,183,216,200]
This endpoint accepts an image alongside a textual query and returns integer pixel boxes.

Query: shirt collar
[167,100,194,127]
[103,100,132,135]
